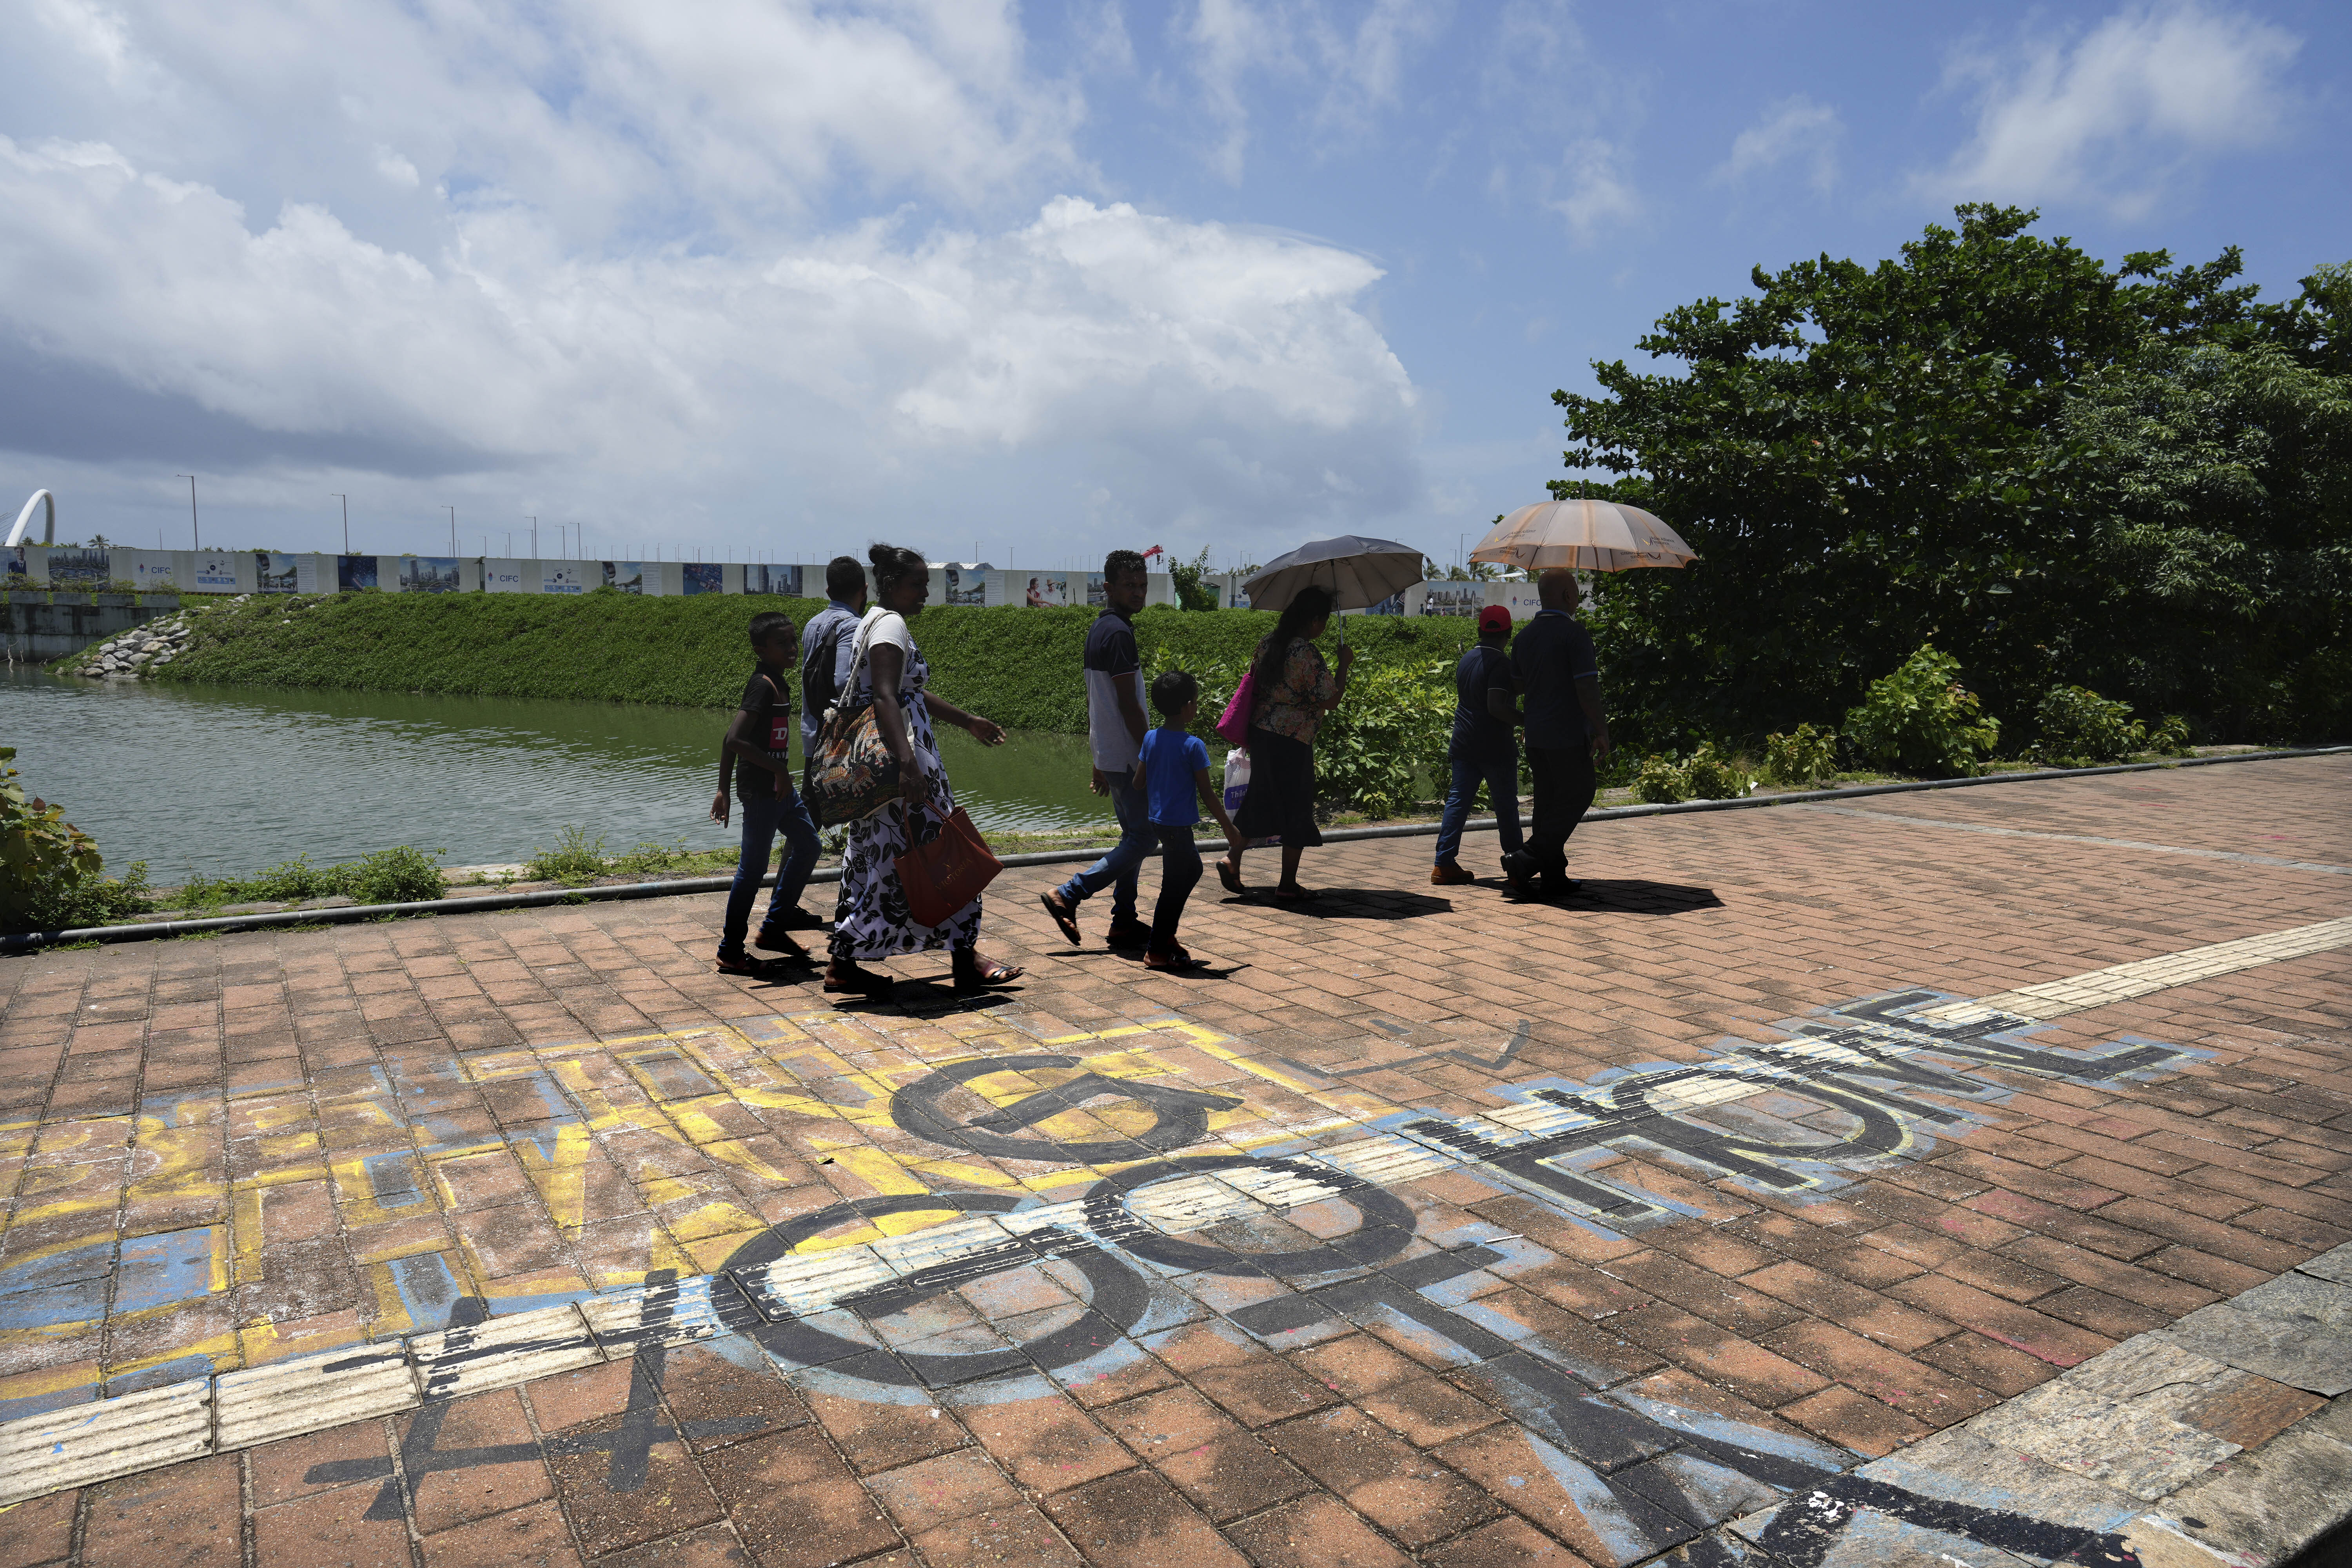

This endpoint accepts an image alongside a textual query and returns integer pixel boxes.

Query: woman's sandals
[952,952,1024,992]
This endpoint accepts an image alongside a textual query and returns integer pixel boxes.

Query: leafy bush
[1844,644,2003,777]
[1681,742,1750,799]
[526,827,609,886]
[1631,742,1751,804]
[2147,715,2194,756]
[349,845,447,904]
[1633,755,1688,804]
[1314,660,1453,818]
[1762,724,1839,788]
[2031,684,2145,767]
[1,748,153,933]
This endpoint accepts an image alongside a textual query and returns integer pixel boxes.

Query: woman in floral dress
[825,543,1025,996]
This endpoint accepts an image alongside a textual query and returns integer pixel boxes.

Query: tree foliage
[1557,205,2352,747]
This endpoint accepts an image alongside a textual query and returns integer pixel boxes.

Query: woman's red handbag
[894,805,1002,929]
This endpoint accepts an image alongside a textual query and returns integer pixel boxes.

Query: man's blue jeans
[1055,773,1149,924]
[720,789,822,955]
[1435,749,1524,867]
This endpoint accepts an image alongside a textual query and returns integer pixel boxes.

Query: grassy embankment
[148,588,1480,731]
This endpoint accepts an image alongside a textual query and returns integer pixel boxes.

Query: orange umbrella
[1470,498,1697,572]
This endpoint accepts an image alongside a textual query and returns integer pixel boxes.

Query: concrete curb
[3,743,2342,954]
[1724,1241,2352,1568]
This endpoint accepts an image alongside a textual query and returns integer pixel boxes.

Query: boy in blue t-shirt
[1131,670,1244,971]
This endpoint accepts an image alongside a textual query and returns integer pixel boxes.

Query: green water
[0,667,1116,881]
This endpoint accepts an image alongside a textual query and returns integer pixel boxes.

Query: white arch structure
[6,490,56,548]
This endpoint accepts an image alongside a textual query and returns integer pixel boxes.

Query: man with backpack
[800,556,869,757]
[1039,549,1154,949]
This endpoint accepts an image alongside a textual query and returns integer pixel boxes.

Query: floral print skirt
[829,693,982,960]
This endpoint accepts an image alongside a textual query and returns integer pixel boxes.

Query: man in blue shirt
[1432,604,1525,886]
[1041,549,1154,949]
[1506,570,1610,898]
[799,556,869,758]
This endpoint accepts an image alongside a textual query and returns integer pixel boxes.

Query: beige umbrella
[1469,498,1698,572]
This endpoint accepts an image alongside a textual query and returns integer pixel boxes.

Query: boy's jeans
[720,788,822,955]
[1435,749,1525,867]
[1054,773,1149,925]
[1149,824,1203,952]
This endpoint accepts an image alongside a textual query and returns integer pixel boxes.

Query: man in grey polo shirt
[1505,569,1610,898]
[1040,549,1154,949]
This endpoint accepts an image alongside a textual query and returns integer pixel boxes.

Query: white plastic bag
[1222,748,1279,846]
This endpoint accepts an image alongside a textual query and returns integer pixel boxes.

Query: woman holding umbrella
[1220,583,1352,902]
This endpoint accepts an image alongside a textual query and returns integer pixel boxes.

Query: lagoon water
[1,666,1115,881]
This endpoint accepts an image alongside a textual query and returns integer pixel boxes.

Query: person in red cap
[1432,602,1526,885]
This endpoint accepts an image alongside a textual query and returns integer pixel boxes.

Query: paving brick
[1263,1405,1500,1546]
[864,1448,1022,1534]
[1040,1468,1250,1568]
[964,1390,1134,1493]
[1884,1273,2115,1368]
[0,1487,77,1568]
[251,1479,413,1568]
[81,1457,242,1568]
[398,1389,558,1535]
[1609,1302,1830,1408]
[912,1504,1084,1567]
[702,1425,904,1568]
[417,1498,581,1568]
[1755,1319,1997,1426]
[1222,1492,1416,1568]
[1419,1514,1591,1568]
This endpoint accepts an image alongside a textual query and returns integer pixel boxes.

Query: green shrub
[2147,715,2194,756]
[1314,660,1453,818]
[2031,685,2145,767]
[526,827,609,886]
[1,747,152,933]
[1844,644,2002,778]
[350,845,447,904]
[1633,755,1688,804]
[1762,724,1839,788]
[1681,742,1750,799]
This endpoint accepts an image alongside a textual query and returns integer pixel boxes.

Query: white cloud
[1177,0,1284,183]
[1548,138,1639,245]
[0,2,1425,551]
[1713,96,1841,196]
[1171,0,1444,181]
[1920,2,2298,218]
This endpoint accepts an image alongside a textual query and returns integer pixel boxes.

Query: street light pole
[528,516,537,556]
[176,474,199,548]
[331,494,348,554]
[445,505,456,555]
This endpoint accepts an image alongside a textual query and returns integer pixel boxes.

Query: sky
[4,0,2347,574]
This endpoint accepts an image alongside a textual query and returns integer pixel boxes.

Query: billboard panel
[603,561,647,594]
[400,557,463,593]
[748,563,802,597]
[681,563,722,595]
[1022,573,1067,607]
[336,554,378,591]
[190,553,249,593]
[49,548,111,589]
[256,552,297,593]
[943,566,988,607]
[1420,582,1485,617]
[543,563,588,595]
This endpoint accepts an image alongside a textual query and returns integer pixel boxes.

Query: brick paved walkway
[1,756,2346,1567]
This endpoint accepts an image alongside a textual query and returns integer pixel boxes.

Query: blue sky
[4,1,2346,573]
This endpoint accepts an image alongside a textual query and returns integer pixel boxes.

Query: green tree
[1555,204,2351,748]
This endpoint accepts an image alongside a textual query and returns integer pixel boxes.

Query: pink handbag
[1214,670,1256,745]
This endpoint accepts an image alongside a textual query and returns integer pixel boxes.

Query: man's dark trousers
[1524,744,1596,887]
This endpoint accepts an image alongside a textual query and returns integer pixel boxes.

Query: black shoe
[753,929,813,961]
[1105,918,1153,950]
[1538,877,1583,899]
[717,950,791,977]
